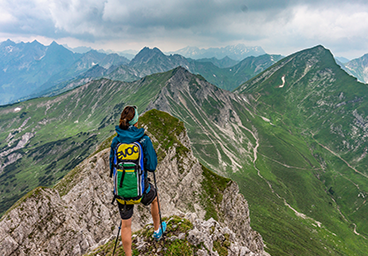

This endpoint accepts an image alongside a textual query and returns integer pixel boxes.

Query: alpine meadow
[1,41,368,256]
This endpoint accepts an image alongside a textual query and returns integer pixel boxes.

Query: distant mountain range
[335,56,350,63]
[0,41,282,105]
[0,40,129,105]
[75,46,283,92]
[64,43,265,61]
[166,44,266,60]
[64,44,138,60]
[337,54,368,83]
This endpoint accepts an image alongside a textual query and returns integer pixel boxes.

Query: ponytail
[119,106,136,130]
[119,117,130,130]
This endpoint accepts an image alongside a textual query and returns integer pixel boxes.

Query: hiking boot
[153,222,166,241]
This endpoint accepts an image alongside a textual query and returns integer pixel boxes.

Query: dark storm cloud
[1,0,294,39]
[1,0,368,58]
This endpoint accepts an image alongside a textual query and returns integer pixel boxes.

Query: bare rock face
[0,118,265,256]
[220,182,264,253]
[0,150,119,256]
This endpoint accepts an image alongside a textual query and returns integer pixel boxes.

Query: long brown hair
[119,106,136,130]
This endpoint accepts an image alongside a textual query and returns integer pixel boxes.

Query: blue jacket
[109,125,157,172]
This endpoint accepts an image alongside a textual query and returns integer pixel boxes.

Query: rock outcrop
[0,110,266,255]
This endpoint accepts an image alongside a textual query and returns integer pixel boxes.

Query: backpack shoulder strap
[133,141,144,170]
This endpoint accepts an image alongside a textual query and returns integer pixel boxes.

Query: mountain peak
[302,44,329,56]
[1,39,16,48]
[49,41,60,46]
[129,47,166,66]
[172,65,189,73]
[138,46,164,55]
[235,44,339,94]
[30,40,42,45]
[47,41,67,52]
[168,66,196,82]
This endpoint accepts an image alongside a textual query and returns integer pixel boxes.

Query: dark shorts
[117,182,157,220]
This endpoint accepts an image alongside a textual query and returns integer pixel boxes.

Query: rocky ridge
[0,110,266,256]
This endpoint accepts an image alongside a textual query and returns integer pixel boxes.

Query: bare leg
[121,218,132,256]
[151,196,160,230]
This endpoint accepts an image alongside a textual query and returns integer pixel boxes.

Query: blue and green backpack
[111,141,146,205]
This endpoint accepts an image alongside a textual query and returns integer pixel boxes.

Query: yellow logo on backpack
[117,143,139,161]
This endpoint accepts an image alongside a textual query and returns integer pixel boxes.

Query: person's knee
[121,218,132,229]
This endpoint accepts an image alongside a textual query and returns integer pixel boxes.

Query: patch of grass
[165,240,193,255]
[139,109,189,164]
[200,164,231,221]
[213,239,229,256]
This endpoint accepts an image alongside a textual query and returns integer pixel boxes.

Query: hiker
[109,105,166,256]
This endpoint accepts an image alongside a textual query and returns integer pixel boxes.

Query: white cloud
[49,0,108,36]
[289,4,368,41]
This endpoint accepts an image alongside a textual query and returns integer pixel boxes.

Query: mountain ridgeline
[1,45,368,255]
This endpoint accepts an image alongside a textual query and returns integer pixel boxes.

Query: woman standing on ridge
[109,105,166,256]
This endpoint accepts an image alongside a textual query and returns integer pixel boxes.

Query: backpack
[111,141,146,205]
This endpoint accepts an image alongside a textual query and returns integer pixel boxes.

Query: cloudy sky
[1,0,368,59]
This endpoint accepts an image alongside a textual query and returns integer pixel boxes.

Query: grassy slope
[232,114,368,255]
[230,46,368,255]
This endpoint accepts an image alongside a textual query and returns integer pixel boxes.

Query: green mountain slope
[233,45,368,254]
[145,66,368,255]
